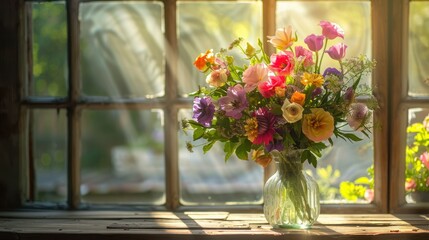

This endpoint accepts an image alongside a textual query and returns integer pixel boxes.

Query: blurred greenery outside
[29,1,429,205]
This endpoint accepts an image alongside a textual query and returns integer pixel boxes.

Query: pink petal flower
[243,64,269,92]
[420,152,429,170]
[269,51,295,76]
[405,178,416,191]
[258,75,286,98]
[304,34,325,52]
[326,43,348,61]
[295,46,314,67]
[319,20,344,40]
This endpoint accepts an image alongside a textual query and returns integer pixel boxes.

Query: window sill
[0,211,428,239]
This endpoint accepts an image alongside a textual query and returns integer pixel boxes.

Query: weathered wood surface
[0,212,429,240]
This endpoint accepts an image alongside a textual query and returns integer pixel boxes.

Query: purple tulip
[326,43,347,60]
[304,34,325,52]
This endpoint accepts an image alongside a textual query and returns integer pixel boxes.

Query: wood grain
[0,212,428,240]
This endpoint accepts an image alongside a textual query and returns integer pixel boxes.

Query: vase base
[273,223,313,229]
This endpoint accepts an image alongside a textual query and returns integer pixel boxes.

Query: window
[2,0,428,213]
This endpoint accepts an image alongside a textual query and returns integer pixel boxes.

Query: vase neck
[274,150,304,175]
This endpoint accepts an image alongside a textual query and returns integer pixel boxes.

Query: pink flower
[405,178,417,192]
[258,75,286,98]
[304,34,325,52]
[319,20,344,40]
[420,152,429,169]
[347,103,369,131]
[295,46,314,67]
[253,108,277,145]
[218,85,248,119]
[269,51,295,76]
[364,189,374,203]
[326,43,347,61]
[242,64,269,92]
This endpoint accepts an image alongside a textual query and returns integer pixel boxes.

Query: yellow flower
[268,26,297,51]
[282,99,304,123]
[244,118,258,142]
[301,72,324,87]
[302,108,334,142]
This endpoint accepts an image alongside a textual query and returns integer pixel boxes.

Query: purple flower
[218,84,248,119]
[193,97,215,127]
[323,67,342,78]
[304,34,325,52]
[344,87,355,102]
[265,139,284,152]
[312,87,323,98]
[326,43,348,60]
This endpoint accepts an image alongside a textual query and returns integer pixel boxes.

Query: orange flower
[302,108,334,142]
[268,26,297,51]
[193,49,215,71]
[301,72,324,87]
[252,149,272,168]
[290,91,306,106]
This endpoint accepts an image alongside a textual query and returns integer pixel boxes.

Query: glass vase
[263,150,320,229]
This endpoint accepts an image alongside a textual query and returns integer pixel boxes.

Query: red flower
[269,51,295,76]
[253,108,277,145]
[258,75,286,98]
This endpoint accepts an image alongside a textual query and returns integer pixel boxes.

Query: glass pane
[306,124,374,204]
[179,109,263,205]
[81,109,165,204]
[30,2,68,97]
[32,109,67,202]
[409,2,429,97]
[80,2,165,99]
[405,108,429,204]
[177,1,262,96]
[277,1,372,86]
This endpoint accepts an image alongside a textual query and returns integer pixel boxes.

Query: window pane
[409,2,429,97]
[277,1,374,203]
[32,109,67,202]
[177,1,262,96]
[277,1,372,86]
[405,108,429,204]
[30,2,68,97]
[179,109,263,205]
[306,124,374,204]
[81,109,165,204]
[80,2,165,99]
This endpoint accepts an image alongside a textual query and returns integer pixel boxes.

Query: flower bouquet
[182,21,377,228]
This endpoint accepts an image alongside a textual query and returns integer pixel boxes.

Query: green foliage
[405,115,429,192]
[312,165,341,201]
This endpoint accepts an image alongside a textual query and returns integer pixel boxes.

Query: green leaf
[343,133,363,142]
[236,139,251,160]
[224,141,238,161]
[203,141,216,153]
[193,127,205,141]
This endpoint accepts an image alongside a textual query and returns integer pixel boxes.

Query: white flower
[281,99,304,123]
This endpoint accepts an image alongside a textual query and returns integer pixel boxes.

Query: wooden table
[0,211,428,239]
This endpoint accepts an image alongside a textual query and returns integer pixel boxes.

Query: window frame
[4,0,420,213]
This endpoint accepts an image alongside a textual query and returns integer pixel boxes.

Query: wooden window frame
[6,0,429,214]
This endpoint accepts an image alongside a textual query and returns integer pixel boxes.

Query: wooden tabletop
[0,211,428,239]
